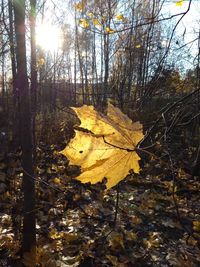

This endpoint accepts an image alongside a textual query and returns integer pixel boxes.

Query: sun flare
[36,23,63,52]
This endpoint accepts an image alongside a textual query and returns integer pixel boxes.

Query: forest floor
[0,143,200,267]
[0,111,200,267]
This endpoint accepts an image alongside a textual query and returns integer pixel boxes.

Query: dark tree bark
[30,0,37,156]
[8,0,17,97]
[13,0,36,262]
[8,0,20,147]
[1,40,5,112]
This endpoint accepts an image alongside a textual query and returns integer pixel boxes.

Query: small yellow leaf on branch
[93,19,101,26]
[88,12,93,17]
[115,14,127,22]
[60,104,143,189]
[106,27,115,34]
[37,58,45,66]
[175,0,183,6]
[79,19,89,28]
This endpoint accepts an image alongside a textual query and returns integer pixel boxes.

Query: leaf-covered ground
[0,108,200,266]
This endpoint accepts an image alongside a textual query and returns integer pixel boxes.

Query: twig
[113,184,120,228]
[140,87,200,146]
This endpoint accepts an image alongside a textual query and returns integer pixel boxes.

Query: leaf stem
[103,136,135,152]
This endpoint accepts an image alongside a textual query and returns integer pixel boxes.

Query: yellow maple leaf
[105,27,115,34]
[175,0,183,6]
[79,19,89,28]
[60,104,143,189]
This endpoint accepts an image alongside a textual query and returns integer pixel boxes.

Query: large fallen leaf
[60,103,143,189]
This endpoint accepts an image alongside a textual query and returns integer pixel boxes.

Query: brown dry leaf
[0,163,6,170]
[63,232,78,243]
[144,232,162,249]
[0,172,6,182]
[109,232,124,251]
[60,104,143,189]
[23,246,36,267]
[193,221,200,232]
[166,251,196,267]
[125,231,137,241]
[106,255,119,266]
[131,215,142,225]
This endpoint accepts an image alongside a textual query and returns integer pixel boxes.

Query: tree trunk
[8,0,20,148]
[13,0,36,263]
[30,0,37,157]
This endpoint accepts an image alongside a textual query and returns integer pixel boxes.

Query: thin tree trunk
[74,8,77,105]
[13,0,36,263]
[103,31,109,107]
[30,0,37,158]
[8,0,20,147]
[1,45,5,113]
[77,35,85,104]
